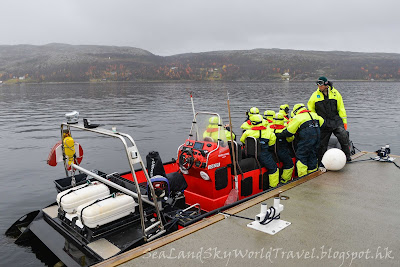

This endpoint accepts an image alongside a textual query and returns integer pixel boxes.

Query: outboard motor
[146,151,167,178]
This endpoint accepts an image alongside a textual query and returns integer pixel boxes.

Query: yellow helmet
[280,104,290,114]
[263,110,275,119]
[250,114,263,125]
[273,113,285,125]
[292,103,306,116]
[209,116,219,124]
[249,107,259,115]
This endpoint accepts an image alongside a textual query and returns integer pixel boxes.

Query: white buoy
[321,148,346,171]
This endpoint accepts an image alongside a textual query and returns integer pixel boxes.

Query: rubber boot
[307,167,318,174]
[296,160,308,178]
[281,166,294,183]
[269,169,280,188]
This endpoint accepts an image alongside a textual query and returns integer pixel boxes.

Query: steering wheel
[179,149,195,171]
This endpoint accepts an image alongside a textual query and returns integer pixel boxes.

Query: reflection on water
[0,81,399,265]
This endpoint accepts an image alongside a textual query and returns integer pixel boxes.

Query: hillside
[1,44,399,83]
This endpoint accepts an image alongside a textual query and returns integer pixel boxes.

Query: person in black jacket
[308,76,351,162]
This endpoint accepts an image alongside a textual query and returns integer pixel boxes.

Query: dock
[96,152,400,267]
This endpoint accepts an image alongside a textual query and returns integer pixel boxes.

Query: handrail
[70,164,154,206]
[60,123,164,242]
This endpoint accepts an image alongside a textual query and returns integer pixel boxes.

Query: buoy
[47,141,84,167]
[321,148,346,171]
[47,141,63,166]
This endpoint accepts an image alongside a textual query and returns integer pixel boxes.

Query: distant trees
[1,47,400,83]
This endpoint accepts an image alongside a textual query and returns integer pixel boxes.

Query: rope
[347,158,374,163]
[353,145,363,153]
[219,212,254,221]
[350,144,399,170]
[393,161,400,169]
[165,208,202,232]
[259,206,280,225]
[374,157,400,170]
[220,208,281,225]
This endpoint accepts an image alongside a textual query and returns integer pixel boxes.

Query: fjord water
[0,81,399,266]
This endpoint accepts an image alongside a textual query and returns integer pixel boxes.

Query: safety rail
[60,123,165,242]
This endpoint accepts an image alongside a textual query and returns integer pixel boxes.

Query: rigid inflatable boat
[5,110,354,266]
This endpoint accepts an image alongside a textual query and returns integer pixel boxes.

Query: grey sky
[1,0,399,56]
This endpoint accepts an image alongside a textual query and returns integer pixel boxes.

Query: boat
[6,109,352,266]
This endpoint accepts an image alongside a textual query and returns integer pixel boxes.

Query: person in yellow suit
[240,114,279,188]
[262,110,275,128]
[240,107,259,131]
[203,116,235,142]
[308,76,351,162]
[278,104,290,123]
[275,104,324,177]
[269,113,294,183]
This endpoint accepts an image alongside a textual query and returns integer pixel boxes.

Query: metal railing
[61,123,165,242]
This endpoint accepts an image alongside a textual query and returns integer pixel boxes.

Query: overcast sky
[1,0,399,56]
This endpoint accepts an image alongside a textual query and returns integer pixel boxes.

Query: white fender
[322,148,346,171]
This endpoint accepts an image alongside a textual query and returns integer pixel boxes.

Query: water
[0,81,399,266]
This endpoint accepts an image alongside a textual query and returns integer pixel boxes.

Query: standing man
[307,76,352,162]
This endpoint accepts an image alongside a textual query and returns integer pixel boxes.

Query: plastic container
[77,194,136,228]
[57,182,110,214]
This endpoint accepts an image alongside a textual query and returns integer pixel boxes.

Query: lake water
[0,81,399,266]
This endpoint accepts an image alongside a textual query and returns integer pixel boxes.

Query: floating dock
[96,152,399,267]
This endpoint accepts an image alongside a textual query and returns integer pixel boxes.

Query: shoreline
[2,79,399,86]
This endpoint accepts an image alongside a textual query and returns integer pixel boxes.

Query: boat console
[177,112,234,211]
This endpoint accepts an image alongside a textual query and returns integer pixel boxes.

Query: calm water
[0,81,399,266]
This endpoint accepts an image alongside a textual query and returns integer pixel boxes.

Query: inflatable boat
[5,111,353,266]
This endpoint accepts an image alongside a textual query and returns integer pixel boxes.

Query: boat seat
[228,140,244,175]
[238,158,259,173]
[244,137,262,170]
[244,137,264,190]
[228,140,242,162]
[165,172,188,193]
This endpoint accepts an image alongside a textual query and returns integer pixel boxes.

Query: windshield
[189,113,228,144]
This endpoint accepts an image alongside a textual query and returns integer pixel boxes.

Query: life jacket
[308,87,347,128]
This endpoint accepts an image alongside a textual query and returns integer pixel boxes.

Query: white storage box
[56,182,110,214]
[77,194,137,228]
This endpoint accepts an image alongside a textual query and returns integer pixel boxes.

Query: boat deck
[97,152,400,267]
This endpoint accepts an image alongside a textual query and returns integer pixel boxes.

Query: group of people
[237,76,351,188]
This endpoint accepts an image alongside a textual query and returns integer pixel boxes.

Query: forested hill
[1,43,399,83]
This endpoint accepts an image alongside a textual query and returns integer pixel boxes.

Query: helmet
[273,113,285,125]
[279,104,290,114]
[250,114,263,125]
[263,110,275,119]
[249,107,259,115]
[209,116,219,124]
[292,103,306,116]
[316,76,329,86]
